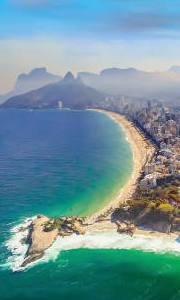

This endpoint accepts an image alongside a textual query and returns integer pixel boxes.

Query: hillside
[2,72,105,109]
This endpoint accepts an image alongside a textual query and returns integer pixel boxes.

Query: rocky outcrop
[116,221,136,236]
[21,196,179,268]
[21,215,86,267]
[22,215,58,267]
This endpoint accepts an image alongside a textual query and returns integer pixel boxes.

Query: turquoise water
[2,249,180,300]
[0,109,179,300]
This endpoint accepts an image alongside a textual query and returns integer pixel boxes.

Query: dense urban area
[98,97,180,228]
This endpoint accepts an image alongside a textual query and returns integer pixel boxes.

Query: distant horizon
[2,63,180,95]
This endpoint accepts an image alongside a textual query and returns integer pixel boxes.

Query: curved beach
[87,110,156,230]
[5,109,179,272]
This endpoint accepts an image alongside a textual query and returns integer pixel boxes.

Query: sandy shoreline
[87,109,155,227]
[7,109,179,271]
[86,110,179,241]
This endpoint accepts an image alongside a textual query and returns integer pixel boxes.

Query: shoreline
[86,109,156,228]
[85,110,178,241]
[6,109,179,270]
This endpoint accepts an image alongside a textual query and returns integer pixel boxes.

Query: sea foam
[4,218,180,272]
[4,217,36,272]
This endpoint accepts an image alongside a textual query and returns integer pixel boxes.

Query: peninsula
[19,109,180,268]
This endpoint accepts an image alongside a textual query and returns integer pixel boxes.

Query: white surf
[4,218,180,272]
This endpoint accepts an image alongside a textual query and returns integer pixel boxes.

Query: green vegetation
[44,218,64,232]
[158,203,175,214]
[44,216,85,234]
[137,179,180,204]
[114,179,180,233]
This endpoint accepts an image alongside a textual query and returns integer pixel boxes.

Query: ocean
[0,109,179,300]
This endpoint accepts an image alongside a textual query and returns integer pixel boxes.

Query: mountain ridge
[2,72,106,109]
[0,67,61,104]
[2,66,180,107]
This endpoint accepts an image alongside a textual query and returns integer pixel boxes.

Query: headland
[10,110,179,269]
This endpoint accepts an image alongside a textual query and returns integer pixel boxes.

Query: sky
[1,0,180,92]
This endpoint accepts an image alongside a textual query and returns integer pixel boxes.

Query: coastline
[86,109,156,228]
[86,110,178,241]
[6,109,179,271]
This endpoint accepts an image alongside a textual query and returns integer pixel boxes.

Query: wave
[4,218,180,272]
[4,216,36,272]
[44,231,180,261]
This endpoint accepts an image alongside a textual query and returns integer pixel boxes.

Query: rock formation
[21,215,86,267]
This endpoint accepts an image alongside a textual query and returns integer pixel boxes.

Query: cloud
[120,13,180,32]
[103,8,180,38]
[99,0,180,36]
[7,0,180,39]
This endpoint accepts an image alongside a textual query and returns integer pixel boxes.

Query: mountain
[78,68,180,102]
[0,68,61,104]
[78,68,150,96]
[2,72,105,109]
[2,67,180,107]
[15,67,61,93]
[100,67,144,77]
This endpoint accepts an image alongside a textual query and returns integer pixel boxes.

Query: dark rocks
[116,221,136,236]
[21,253,44,268]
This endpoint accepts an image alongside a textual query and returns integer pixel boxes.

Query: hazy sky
[1,0,180,93]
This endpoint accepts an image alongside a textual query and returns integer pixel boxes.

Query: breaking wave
[4,217,180,272]
[4,217,36,272]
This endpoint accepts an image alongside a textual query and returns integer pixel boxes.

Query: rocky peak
[29,67,47,77]
[63,71,75,82]
[14,67,61,94]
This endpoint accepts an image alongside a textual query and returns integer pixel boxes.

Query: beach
[86,109,156,229]
[1,109,179,300]
[86,110,179,242]
[4,109,179,272]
